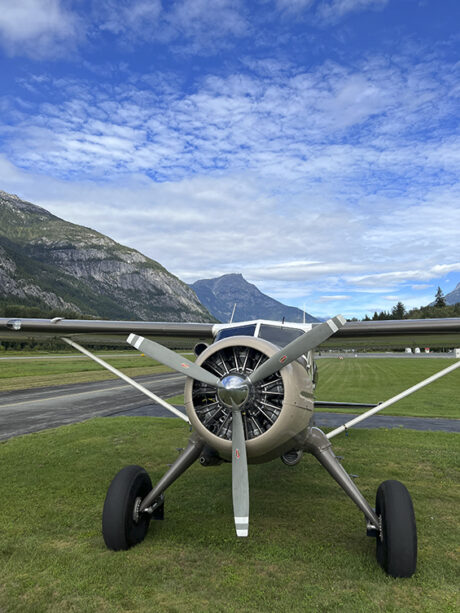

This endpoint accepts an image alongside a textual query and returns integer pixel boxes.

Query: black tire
[375,480,417,578]
[102,465,153,551]
[280,449,303,466]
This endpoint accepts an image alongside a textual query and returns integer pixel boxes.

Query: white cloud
[93,0,162,40]
[97,0,162,35]
[318,295,349,301]
[92,0,249,51]
[275,0,315,13]
[317,0,388,22]
[4,54,458,188]
[0,0,81,58]
[348,264,460,288]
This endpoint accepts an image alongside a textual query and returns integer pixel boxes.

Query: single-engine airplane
[1,315,460,578]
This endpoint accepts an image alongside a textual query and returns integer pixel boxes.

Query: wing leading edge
[0,318,215,344]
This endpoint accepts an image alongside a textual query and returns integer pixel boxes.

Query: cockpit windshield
[215,324,257,341]
[215,323,305,347]
[258,324,304,347]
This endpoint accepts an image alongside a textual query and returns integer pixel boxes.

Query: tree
[391,301,406,319]
[434,286,446,308]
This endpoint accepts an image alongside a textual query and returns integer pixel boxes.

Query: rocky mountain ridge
[190,273,318,323]
[0,190,215,322]
[440,283,460,306]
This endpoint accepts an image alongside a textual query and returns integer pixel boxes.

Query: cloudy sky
[0,0,459,319]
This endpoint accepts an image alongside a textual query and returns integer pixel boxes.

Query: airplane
[1,314,460,579]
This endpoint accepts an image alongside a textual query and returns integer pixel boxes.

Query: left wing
[0,317,215,345]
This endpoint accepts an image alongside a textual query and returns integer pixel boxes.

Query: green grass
[0,354,174,392]
[0,419,458,612]
[165,393,185,405]
[315,358,460,419]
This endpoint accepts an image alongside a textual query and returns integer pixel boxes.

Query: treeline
[361,287,460,321]
[0,300,86,320]
[0,301,94,352]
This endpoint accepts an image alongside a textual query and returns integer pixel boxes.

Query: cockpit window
[215,324,257,341]
[258,324,304,347]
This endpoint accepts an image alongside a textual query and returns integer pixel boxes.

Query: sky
[0,0,459,320]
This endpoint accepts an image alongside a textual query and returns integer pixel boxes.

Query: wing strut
[326,359,460,439]
[61,337,190,423]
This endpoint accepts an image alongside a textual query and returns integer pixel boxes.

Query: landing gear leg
[302,428,417,577]
[139,433,205,514]
[302,427,379,530]
[102,433,204,551]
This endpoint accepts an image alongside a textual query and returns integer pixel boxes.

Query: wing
[1,316,460,347]
[0,317,215,345]
[323,318,460,349]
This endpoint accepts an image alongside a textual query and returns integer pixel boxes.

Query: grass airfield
[0,419,459,612]
[315,357,460,418]
[1,351,458,418]
[0,353,459,611]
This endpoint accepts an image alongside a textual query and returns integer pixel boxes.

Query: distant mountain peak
[0,189,216,322]
[440,282,460,306]
[190,273,318,323]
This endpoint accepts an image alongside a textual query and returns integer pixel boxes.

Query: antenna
[229,303,237,323]
[303,304,306,325]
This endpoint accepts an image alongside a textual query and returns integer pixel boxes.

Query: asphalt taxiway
[0,372,185,441]
[1,372,459,441]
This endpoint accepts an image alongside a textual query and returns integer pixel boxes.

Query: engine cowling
[184,335,314,463]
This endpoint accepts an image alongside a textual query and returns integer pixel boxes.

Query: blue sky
[0,0,459,319]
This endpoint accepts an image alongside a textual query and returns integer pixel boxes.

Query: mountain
[428,283,460,307]
[190,273,318,323]
[442,283,460,306]
[0,190,215,322]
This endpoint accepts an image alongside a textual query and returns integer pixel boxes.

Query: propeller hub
[218,375,250,409]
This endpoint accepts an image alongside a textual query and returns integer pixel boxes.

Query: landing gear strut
[102,434,204,551]
[302,427,417,578]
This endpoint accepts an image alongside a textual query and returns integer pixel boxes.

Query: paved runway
[1,373,459,441]
[0,372,185,441]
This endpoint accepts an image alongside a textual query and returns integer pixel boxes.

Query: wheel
[102,465,153,551]
[375,480,417,578]
[280,449,303,466]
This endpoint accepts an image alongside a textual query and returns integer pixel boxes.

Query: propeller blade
[248,315,346,385]
[231,405,249,538]
[127,334,221,388]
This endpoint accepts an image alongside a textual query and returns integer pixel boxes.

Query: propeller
[231,400,249,537]
[127,315,346,539]
[127,333,221,388]
[248,315,346,385]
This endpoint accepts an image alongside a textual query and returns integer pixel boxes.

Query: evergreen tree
[391,301,406,319]
[434,286,446,308]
